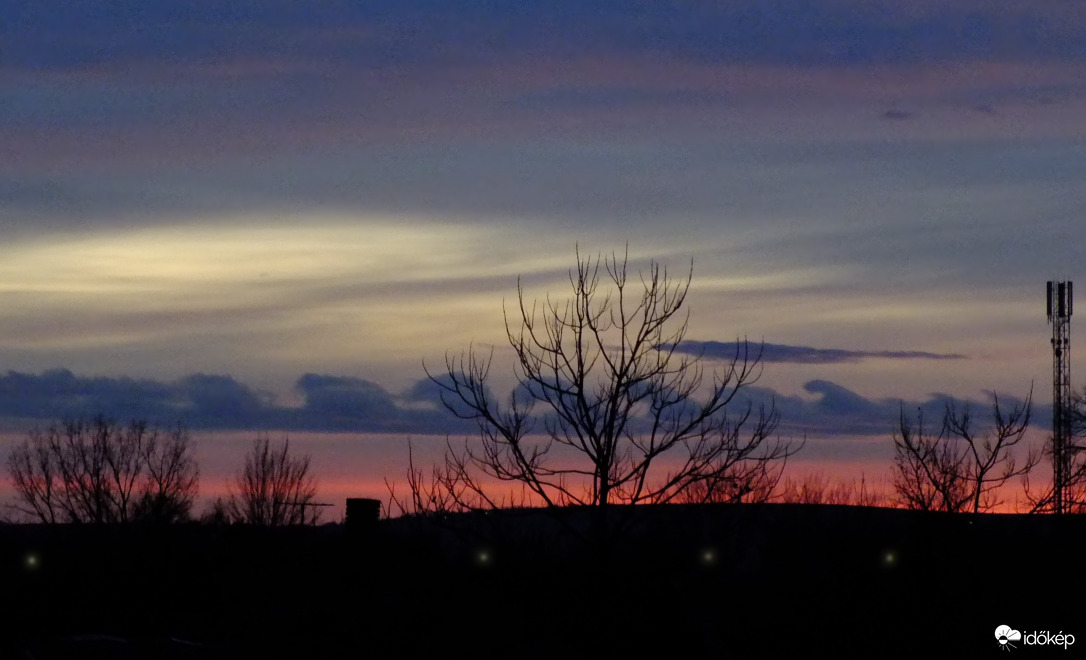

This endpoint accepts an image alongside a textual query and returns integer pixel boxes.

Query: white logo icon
[996,625,1022,651]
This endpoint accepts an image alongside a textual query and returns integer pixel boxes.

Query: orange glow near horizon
[0,429,1054,521]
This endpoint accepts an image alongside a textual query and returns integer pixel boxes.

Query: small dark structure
[345,498,381,532]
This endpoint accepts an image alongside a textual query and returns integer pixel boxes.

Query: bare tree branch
[226,435,320,526]
[1025,385,1086,512]
[417,248,801,528]
[6,416,198,523]
[892,390,1039,513]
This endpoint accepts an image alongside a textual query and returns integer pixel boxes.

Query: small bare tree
[386,439,533,518]
[135,424,200,523]
[227,436,320,526]
[387,441,477,518]
[1024,385,1086,513]
[892,391,1039,513]
[6,417,199,523]
[674,455,785,505]
[7,427,61,523]
[892,407,960,511]
[777,472,886,507]
[423,248,799,518]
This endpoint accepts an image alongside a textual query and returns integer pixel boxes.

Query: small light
[26,554,39,569]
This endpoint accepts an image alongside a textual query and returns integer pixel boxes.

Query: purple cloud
[667,341,966,365]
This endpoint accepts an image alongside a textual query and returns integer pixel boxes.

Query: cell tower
[1047,280,1073,513]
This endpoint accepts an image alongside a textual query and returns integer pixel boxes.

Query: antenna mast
[1047,280,1073,513]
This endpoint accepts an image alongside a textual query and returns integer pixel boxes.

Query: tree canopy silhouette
[892,391,1038,513]
[1024,385,1086,513]
[226,435,321,525]
[6,416,198,523]
[422,248,799,515]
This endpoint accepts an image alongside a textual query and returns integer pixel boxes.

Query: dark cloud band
[0,369,471,434]
[667,341,966,364]
[0,368,1037,440]
[8,1,1086,72]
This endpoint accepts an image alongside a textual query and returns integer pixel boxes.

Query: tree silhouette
[6,417,198,523]
[134,423,200,522]
[424,248,799,518]
[1024,385,1086,512]
[776,472,886,506]
[227,435,320,525]
[891,391,1039,513]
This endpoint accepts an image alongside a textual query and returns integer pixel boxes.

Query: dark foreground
[3,504,1085,659]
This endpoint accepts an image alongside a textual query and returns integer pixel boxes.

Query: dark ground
[3,504,1085,659]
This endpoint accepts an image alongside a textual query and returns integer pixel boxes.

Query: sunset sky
[3,1,1084,509]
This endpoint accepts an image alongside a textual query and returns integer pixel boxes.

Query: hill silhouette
[3,503,1083,659]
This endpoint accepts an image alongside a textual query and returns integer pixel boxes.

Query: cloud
[4,0,1086,244]
[0,369,472,433]
[175,374,269,428]
[9,1,1086,73]
[402,373,498,421]
[0,369,280,428]
[290,374,437,432]
[296,374,398,418]
[511,87,730,112]
[735,380,1039,438]
[0,368,172,421]
[6,3,1086,145]
[668,341,966,365]
[0,369,1042,442]
[882,110,913,121]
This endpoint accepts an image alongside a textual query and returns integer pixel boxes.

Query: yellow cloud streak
[0,217,579,364]
[0,220,483,292]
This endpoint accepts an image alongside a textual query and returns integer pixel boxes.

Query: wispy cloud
[668,341,966,365]
[0,1,1076,423]
[6,1,1086,174]
[9,1,1086,73]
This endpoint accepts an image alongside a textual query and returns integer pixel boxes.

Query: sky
[2,1,1084,509]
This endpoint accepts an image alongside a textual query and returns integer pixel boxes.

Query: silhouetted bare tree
[6,417,199,523]
[424,248,799,517]
[777,472,887,506]
[386,439,534,518]
[1024,386,1086,513]
[134,424,200,522]
[892,391,1039,513]
[227,436,320,525]
[387,441,474,517]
